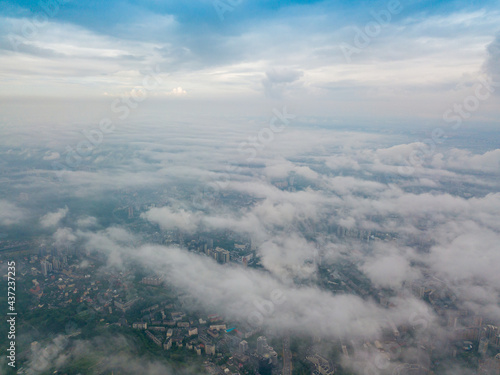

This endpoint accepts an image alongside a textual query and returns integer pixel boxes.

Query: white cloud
[76,216,99,228]
[432,148,500,173]
[78,227,435,340]
[40,206,69,228]
[140,207,199,232]
[43,151,60,160]
[0,200,25,226]
[53,227,77,248]
[168,87,187,96]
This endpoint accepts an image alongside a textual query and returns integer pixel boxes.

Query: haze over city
[0,1,499,374]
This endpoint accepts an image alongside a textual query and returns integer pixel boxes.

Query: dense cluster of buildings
[131,300,286,374]
[306,354,335,375]
[6,212,500,375]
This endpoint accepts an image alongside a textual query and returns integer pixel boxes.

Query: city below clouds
[0,1,500,374]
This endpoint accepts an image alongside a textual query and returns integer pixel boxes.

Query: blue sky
[0,0,499,123]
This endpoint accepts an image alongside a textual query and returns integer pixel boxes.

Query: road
[282,334,292,375]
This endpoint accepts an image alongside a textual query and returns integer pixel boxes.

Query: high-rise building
[239,340,248,354]
[212,247,230,264]
[51,247,59,257]
[269,350,278,365]
[447,315,458,329]
[478,338,489,356]
[219,249,230,264]
[257,336,268,356]
[485,325,498,340]
[41,261,48,276]
[52,257,60,271]
[474,316,483,327]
